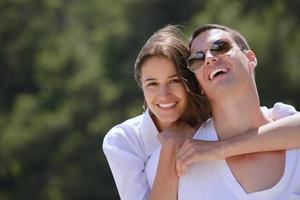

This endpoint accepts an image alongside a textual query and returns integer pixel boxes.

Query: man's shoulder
[262,102,297,120]
[193,118,217,141]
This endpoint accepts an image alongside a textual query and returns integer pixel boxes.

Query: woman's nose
[158,84,171,96]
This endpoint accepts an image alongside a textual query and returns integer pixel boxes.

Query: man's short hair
[189,24,251,51]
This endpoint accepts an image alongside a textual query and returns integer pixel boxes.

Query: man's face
[189,29,254,101]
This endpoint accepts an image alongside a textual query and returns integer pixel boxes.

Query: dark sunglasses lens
[211,40,232,54]
[187,51,205,72]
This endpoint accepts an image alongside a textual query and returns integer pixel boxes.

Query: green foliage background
[0,0,299,199]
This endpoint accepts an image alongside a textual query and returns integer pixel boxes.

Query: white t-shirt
[178,118,300,200]
[102,103,297,200]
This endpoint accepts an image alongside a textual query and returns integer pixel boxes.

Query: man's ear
[245,50,257,69]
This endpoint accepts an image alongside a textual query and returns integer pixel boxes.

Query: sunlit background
[0,0,299,199]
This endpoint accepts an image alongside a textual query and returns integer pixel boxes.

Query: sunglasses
[187,39,233,73]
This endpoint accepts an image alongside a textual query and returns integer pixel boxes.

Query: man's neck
[211,88,271,140]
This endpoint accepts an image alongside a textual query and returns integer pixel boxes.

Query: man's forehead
[191,29,232,53]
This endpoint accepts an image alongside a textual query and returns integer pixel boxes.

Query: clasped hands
[157,123,224,177]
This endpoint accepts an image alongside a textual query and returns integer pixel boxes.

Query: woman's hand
[158,123,223,177]
[176,139,224,176]
[157,123,196,149]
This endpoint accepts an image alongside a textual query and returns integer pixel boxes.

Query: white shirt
[103,110,159,200]
[102,102,297,200]
[178,117,300,200]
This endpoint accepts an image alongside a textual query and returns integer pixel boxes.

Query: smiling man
[177,24,300,199]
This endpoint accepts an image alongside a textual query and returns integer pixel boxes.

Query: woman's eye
[169,79,181,84]
[147,82,158,87]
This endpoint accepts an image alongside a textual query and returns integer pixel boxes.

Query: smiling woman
[140,56,189,131]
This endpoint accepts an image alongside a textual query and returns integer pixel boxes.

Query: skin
[190,30,257,108]
[141,56,189,131]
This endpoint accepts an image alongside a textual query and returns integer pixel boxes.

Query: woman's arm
[176,113,300,176]
[150,124,195,200]
[149,141,179,200]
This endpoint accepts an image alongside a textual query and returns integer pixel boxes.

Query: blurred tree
[0,0,128,199]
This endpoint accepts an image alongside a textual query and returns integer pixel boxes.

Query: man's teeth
[158,103,176,108]
[210,68,229,80]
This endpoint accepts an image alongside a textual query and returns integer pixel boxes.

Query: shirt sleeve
[102,125,150,200]
[269,102,298,120]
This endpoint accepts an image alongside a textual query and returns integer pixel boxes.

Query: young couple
[103,24,300,200]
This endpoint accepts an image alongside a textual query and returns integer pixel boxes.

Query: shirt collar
[140,109,160,157]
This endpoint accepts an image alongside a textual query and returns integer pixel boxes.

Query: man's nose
[205,51,218,66]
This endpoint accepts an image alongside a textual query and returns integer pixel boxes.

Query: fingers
[176,154,195,176]
[158,131,186,149]
[167,123,196,138]
[176,139,195,159]
[176,140,221,176]
[176,140,200,176]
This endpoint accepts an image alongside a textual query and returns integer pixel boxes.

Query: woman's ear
[245,50,257,69]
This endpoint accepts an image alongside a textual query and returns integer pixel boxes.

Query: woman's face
[141,56,188,131]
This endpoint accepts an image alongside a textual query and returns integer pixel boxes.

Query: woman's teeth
[158,102,176,108]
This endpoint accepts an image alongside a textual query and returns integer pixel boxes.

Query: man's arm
[176,113,300,176]
[222,112,300,157]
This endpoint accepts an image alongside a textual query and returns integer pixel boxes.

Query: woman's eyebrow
[168,74,179,78]
[144,78,156,82]
[144,74,178,83]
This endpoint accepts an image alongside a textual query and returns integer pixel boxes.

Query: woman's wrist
[216,140,230,159]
